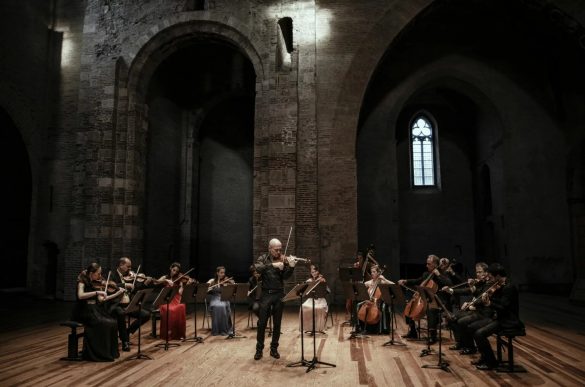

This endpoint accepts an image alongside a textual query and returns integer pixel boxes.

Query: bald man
[253,238,296,360]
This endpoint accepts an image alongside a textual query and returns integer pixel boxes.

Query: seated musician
[300,264,329,334]
[464,263,524,370]
[72,263,124,361]
[107,257,152,351]
[439,257,464,311]
[398,254,452,344]
[206,266,235,336]
[248,265,261,319]
[157,262,195,340]
[357,264,393,333]
[441,262,490,353]
[345,250,364,322]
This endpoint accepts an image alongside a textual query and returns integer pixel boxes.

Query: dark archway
[0,107,31,288]
[144,40,255,281]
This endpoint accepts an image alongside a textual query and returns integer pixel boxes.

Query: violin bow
[172,267,194,283]
[131,264,141,288]
[284,226,292,257]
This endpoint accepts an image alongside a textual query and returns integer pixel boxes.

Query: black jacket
[254,253,295,291]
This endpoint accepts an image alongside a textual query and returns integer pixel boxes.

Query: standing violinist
[357,264,393,333]
[107,257,152,351]
[206,266,235,336]
[253,238,296,361]
[465,263,523,370]
[398,254,452,344]
[157,262,195,340]
[300,264,329,334]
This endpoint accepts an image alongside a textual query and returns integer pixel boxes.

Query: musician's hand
[469,305,476,311]
[398,279,406,286]
[432,269,441,276]
[287,256,297,267]
[97,291,108,298]
[441,286,449,292]
[272,262,284,270]
[468,278,475,285]
[481,293,490,305]
[166,279,173,287]
[125,283,134,290]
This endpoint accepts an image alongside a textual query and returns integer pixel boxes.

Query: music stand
[126,289,153,360]
[153,287,180,350]
[379,283,406,347]
[181,283,207,343]
[303,282,336,373]
[221,283,248,339]
[283,283,310,369]
[417,286,439,358]
[421,292,450,372]
[345,282,371,339]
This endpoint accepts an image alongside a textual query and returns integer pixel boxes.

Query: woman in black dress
[72,263,124,361]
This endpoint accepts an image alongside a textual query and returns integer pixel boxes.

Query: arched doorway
[0,107,31,288]
[144,41,255,280]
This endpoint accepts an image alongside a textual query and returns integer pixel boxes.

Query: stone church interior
[1,0,584,385]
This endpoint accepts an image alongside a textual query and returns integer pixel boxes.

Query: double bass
[402,270,438,321]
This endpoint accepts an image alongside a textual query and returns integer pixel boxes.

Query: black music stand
[283,283,310,369]
[181,283,207,343]
[344,282,371,339]
[303,282,336,373]
[126,289,153,360]
[379,283,406,347]
[221,283,248,339]
[422,292,450,372]
[339,267,363,325]
[153,287,181,350]
[417,286,439,358]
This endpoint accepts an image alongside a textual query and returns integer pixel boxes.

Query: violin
[171,273,195,286]
[461,278,506,311]
[208,276,235,292]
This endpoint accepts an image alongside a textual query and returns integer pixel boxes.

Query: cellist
[356,264,393,333]
[398,254,452,344]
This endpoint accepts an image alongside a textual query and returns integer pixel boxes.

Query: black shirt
[254,253,295,291]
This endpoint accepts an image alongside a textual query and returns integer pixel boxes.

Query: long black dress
[71,281,120,361]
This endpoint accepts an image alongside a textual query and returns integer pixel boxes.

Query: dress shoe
[476,362,496,370]
[471,358,485,365]
[254,350,263,360]
[270,349,280,359]
[427,337,438,345]
[449,343,462,350]
[401,331,418,339]
[460,347,477,355]
[122,342,131,352]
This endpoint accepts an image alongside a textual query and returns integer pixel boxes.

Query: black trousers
[256,291,284,351]
[406,308,440,337]
[468,318,500,365]
[109,304,150,343]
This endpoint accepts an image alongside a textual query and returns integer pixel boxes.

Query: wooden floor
[0,293,584,387]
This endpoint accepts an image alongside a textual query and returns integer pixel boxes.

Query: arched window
[410,114,438,187]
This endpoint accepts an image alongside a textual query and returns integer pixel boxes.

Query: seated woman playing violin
[71,263,124,361]
[156,262,195,340]
[300,264,330,334]
[206,266,235,336]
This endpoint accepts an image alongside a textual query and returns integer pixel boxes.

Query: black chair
[496,326,527,373]
[60,321,84,361]
[150,309,161,338]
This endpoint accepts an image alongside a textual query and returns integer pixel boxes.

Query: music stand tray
[153,287,181,350]
[126,289,153,360]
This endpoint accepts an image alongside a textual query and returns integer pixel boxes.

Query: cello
[357,266,386,325]
[402,270,438,321]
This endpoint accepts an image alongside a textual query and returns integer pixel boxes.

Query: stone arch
[117,17,264,262]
